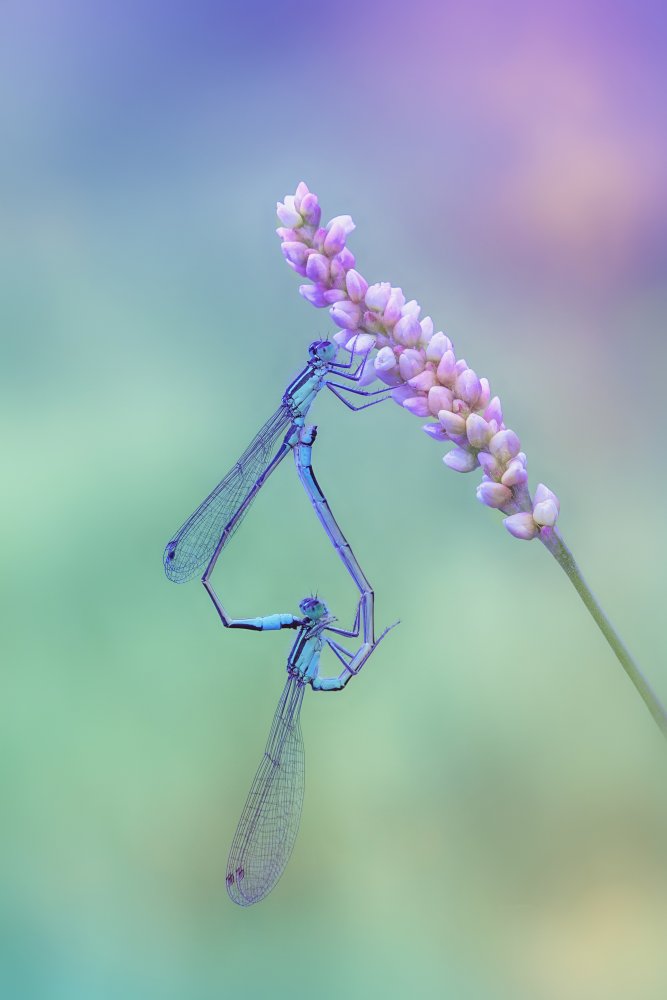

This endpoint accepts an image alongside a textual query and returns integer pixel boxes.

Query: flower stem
[540,529,667,738]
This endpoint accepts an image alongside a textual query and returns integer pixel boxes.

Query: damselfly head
[299,596,329,620]
[308,340,337,364]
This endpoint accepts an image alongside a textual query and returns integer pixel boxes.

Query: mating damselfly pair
[164,340,397,905]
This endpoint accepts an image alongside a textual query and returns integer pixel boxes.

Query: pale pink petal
[455,368,482,407]
[504,513,539,540]
[375,346,398,373]
[425,332,450,363]
[438,410,467,436]
[423,422,448,441]
[393,314,422,347]
[436,350,457,386]
[305,253,330,284]
[408,370,436,391]
[327,214,355,237]
[466,413,491,449]
[299,284,328,308]
[300,193,321,227]
[365,282,392,312]
[428,386,453,415]
[277,200,302,228]
[346,269,368,304]
[532,499,559,527]
[383,287,405,326]
[330,300,362,330]
[403,396,430,417]
[398,350,425,381]
[476,481,513,508]
[489,429,521,464]
[484,396,503,425]
[533,483,560,512]
[443,447,478,473]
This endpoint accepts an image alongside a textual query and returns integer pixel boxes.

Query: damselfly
[212,593,395,906]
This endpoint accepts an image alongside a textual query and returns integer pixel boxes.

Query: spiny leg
[327,384,393,412]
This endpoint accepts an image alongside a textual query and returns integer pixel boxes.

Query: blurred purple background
[3,3,666,999]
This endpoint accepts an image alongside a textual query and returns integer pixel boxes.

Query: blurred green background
[2,2,667,998]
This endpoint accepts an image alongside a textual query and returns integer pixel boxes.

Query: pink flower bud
[327,214,355,237]
[345,333,376,355]
[478,451,502,480]
[425,332,450,362]
[276,227,300,242]
[391,384,415,405]
[375,346,398,373]
[402,299,421,319]
[477,481,513,508]
[455,359,468,374]
[532,499,559,527]
[393,314,422,347]
[428,385,453,415]
[329,258,347,287]
[323,222,347,256]
[312,227,328,252]
[365,282,392,312]
[300,193,321,227]
[362,310,384,334]
[357,354,378,386]
[423,422,448,441]
[403,396,430,417]
[408,370,436,391]
[444,447,478,473]
[489,429,521,464]
[466,413,492,449]
[323,288,347,304]
[477,378,491,411]
[299,284,328,308]
[345,269,368,304]
[484,396,503,425]
[282,242,310,269]
[504,513,539,540]
[383,287,405,326]
[419,317,434,343]
[455,368,482,407]
[398,349,425,381]
[436,350,457,386]
[277,198,302,228]
[438,410,467,437]
[332,331,350,347]
[330,300,362,330]
[305,253,330,284]
[293,182,309,211]
[501,459,528,487]
[336,247,356,270]
[533,483,560,512]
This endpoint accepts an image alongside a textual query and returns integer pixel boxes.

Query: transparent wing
[226,676,306,906]
[163,404,291,583]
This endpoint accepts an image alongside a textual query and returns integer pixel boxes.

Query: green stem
[540,529,667,738]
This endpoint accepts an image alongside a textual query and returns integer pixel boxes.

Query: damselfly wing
[226,676,306,906]
[164,404,292,583]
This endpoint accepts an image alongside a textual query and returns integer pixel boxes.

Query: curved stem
[540,529,667,738]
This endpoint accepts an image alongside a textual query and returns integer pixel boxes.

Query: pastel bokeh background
[3,2,667,998]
